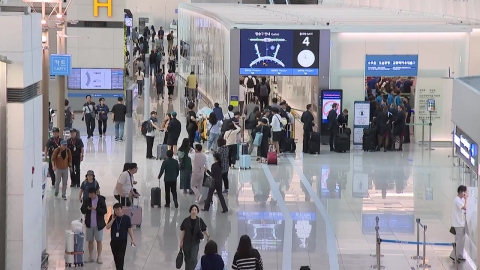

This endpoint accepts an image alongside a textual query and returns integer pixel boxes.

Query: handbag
[202,174,213,188]
[449,227,456,235]
[176,249,184,269]
[197,217,204,240]
[206,125,213,137]
[253,126,264,146]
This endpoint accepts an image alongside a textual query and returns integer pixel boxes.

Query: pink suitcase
[123,199,142,228]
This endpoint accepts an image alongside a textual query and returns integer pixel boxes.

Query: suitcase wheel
[136,225,141,228]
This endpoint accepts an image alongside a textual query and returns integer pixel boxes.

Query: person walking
[206,112,222,153]
[217,138,230,193]
[67,129,84,187]
[111,97,127,142]
[202,153,228,213]
[114,163,139,206]
[180,204,210,270]
[177,138,193,194]
[186,102,198,148]
[51,140,72,200]
[167,111,182,155]
[186,71,198,102]
[232,235,264,270]
[106,203,136,270]
[135,67,145,96]
[45,127,61,186]
[155,69,165,100]
[167,31,174,53]
[79,170,100,203]
[82,95,97,139]
[200,240,225,270]
[96,98,109,137]
[158,150,180,208]
[223,122,241,168]
[450,185,468,262]
[166,69,176,100]
[191,144,207,203]
[80,187,107,264]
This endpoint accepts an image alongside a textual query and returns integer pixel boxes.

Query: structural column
[56,3,66,132]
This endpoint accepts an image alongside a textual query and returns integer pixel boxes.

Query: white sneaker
[198,195,202,202]
[205,150,210,154]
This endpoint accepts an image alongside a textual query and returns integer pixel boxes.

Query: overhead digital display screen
[240,29,319,76]
[365,55,419,77]
[454,127,478,174]
[68,68,124,90]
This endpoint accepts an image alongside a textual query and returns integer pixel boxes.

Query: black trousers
[204,182,228,211]
[70,156,81,186]
[98,119,107,135]
[48,161,56,185]
[164,181,178,206]
[258,96,269,112]
[163,132,169,145]
[222,172,229,190]
[114,195,131,207]
[85,115,95,137]
[110,240,127,270]
[404,120,411,142]
[188,129,196,148]
[329,129,337,150]
[303,130,311,153]
[228,144,237,166]
[146,136,155,158]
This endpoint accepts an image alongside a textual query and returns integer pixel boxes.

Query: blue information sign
[365,54,418,77]
[50,54,72,76]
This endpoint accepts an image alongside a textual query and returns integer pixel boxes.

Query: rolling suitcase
[156,144,168,160]
[123,198,142,228]
[267,145,277,165]
[150,187,161,208]
[73,232,85,266]
[310,132,321,142]
[64,230,84,268]
[240,155,251,169]
[283,138,296,153]
[363,134,376,152]
[308,141,320,154]
[241,143,249,155]
[335,127,350,153]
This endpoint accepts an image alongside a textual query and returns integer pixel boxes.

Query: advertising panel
[320,90,342,124]
[454,127,479,174]
[240,29,319,76]
[362,212,415,234]
[68,68,124,90]
[353,101,370,149]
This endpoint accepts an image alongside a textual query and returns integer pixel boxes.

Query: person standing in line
[96,98,109,137]
[80,187,107,264]
[114,163,139,207]
[301,104,314,153]
[232,235,264,270]
[155,69,165,100]
[327,103,340,152]
[51,140,72,200]
[403,97,412,143]
[166,69,176,100]
[111,97,127,142]
[216,138,230,194]
[238,80,246,115]
[146,111,160,159]
[450,185,468,262]
[256,77,270,112]
[106,203,136,270]
[191,144,208,203]
[158,150,179,208]
[167,111,182,155]
[65,99,74,129]
[45,127,61,187]
[270,107,283,155]
[82,95,97,139]
[177,138,193,194]
[202,153,228,213]
[180,205,210,270]
[186,71,198,102]
[135,67,145,96]
[161,113,171,145]
[223,122,241,168]
[67,129,84,188]
[206,112,222,153]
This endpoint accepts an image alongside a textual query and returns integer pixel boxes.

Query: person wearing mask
[186,71,198,102]
[165,69,175,100]
[111,97,127,142]
[224,122,241,168]
[79,170,100,203]
[232,235,263,270]
[67,129,84,188]
[96,98,109,137]
[51,140,72,200]
[82,95,97,139]
[327,103,340,152]
[337,109,349,126]
[80,187,107,264]
[403,97,412,143]
[155,69,165,100]
[149,50,157,76]
[158,149,179,208]
[106,203,136,270]
[180,205,210,270]
[450,185,467,263]
[216,138,230,193]
[270,107,283,155]
[202,153,228,213]
[65,99,74,129]
[167,111,182,155]
[186,102,198,148]
[213,103,224,121]
[301,104,314,153]
[256,77,270,111]
[161,113,171,145]
[45,127,61,186]
[206,112,222,153]
[191,144,208,203]
[201,240,225,270]
[253,118,271,163]
[392,105,406,151]
[113,163,139,206]
[146,111,161,159]
[135,66,145,96]
[177,138,193,194]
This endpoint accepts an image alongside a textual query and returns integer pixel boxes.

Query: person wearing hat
[51,140,73,200]
[79,170,100,203]
[44,127,61,187]
[145,111,161,159]
[167,111,182,155]
[67,129,84,188]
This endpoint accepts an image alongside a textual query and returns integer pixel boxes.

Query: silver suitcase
[156,144,168,160]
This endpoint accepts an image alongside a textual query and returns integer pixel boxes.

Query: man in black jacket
[301,104,315,153]
[403,97,412,143]
[80,188,107,264]
[327,103,340,151]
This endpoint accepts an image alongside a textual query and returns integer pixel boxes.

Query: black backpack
[259,84,268,97]
[246,77,255,88]
[141,121,152,136]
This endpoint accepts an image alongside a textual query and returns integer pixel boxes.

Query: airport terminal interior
[2,0,480,270]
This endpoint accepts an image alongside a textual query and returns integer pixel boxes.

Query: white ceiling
[178,3,479,32]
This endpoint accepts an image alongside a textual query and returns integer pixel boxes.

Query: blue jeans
[150,63,157,76]
[115,121,125,139]
[207,133,220,151]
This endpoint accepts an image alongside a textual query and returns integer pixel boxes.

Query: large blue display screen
[240,29,319,76]
[365,55,418,77]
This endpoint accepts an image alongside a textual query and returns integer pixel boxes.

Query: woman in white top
[206,112,223,153]
[238,80,246,115]
[135,66,145,96]
[223,122,241,168]
[270,108,283,155]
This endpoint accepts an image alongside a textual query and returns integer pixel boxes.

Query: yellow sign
[93,0,112,17]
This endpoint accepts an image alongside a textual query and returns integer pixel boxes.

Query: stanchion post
[426,111,435,150]
[371,237,384,269]
[453,243,459,270]
[411,218,423,260]
[418,225,431,268]
[371,217,383,258]
[421,119,425,146]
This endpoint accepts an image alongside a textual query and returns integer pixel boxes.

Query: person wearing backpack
[79,170,100,203]
[244,75,256,92]
[256,77,270,111]
[155,69,165,100]
[166,69,176,100]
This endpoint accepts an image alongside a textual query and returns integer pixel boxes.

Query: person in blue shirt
[367,77,378,92]
[387,89,394,107]
[201,240,225,270]
[394,90,402,107]
[96,98,109,137]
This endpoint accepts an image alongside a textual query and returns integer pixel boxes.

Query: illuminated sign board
[454,127,478,174]
[93,0,112,18]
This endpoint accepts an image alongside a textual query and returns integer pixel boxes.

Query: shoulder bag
[197,218,205,240]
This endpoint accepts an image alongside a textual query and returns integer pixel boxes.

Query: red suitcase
[267,145,277,165]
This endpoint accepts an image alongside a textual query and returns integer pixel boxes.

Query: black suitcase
[308,141,320,154]
[150,187,161,208]
[363,134,376,151]
[335,127,350,153]
[283,138,296,153]
[310,132,321,142]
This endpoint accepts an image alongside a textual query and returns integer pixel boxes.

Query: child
[78,170,100,203]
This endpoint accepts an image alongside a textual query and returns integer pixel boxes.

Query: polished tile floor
[45,89,476,270]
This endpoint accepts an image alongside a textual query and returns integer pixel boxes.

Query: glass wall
[275,76,316,113]
[178,9,230,109]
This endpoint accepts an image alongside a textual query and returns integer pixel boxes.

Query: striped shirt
[232,249,263,270]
